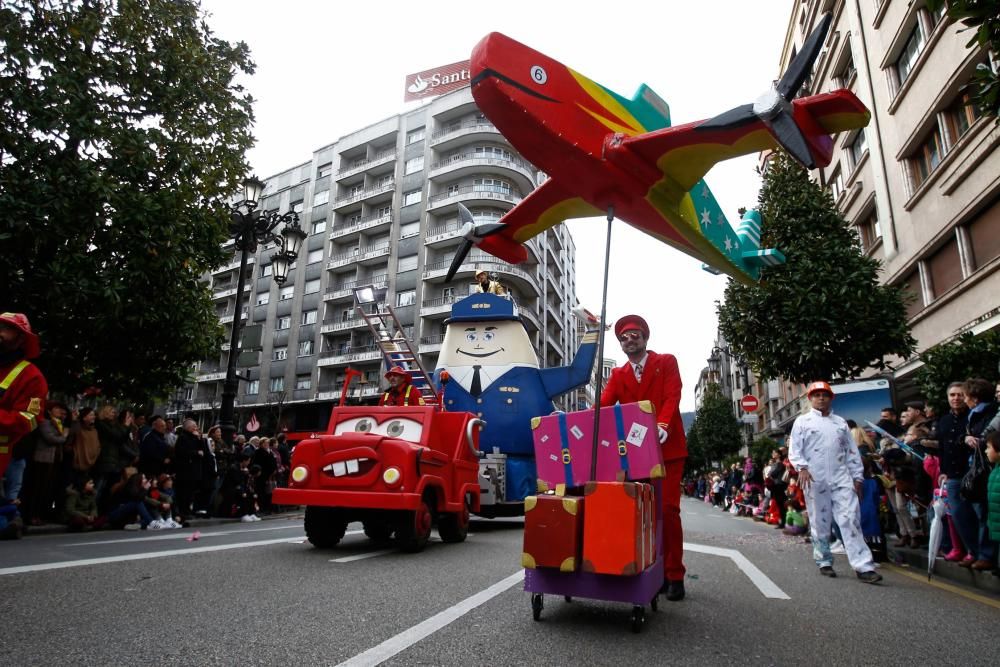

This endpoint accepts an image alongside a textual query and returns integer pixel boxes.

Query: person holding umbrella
[789,381,882,584]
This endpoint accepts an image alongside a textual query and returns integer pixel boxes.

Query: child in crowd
[782,499,808,536]
[144,475,181,529]
[986,432,1000,571]
[64,477,100,531]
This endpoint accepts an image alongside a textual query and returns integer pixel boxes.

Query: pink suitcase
[532,401,664,491]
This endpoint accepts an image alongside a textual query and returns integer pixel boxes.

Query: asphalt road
[0,498,996,666]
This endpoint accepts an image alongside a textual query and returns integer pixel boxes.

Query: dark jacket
[937,408,970,478]
[173,430,204,483]
[95,419,138,474]
[139,429,170,478]
[251,446,278,480]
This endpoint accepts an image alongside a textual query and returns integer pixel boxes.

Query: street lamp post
[218,176,306,447]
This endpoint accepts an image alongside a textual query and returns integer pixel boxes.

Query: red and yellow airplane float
[446,13,869,286]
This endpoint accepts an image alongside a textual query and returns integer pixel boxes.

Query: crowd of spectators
[0,405,292,536]
[684,377,1000,576]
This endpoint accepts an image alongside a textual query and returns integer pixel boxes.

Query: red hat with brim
[0,312,40,359]
[384,366,410,381]
[614,314,649,339]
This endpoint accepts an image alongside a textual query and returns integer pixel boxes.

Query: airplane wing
[477,178,604,263]
[622,90,870,195]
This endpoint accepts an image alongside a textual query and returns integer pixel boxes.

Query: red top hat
[614,314,649,339]
[0,312,41,359]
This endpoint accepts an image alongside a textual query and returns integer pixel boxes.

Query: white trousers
[805,478,876,572]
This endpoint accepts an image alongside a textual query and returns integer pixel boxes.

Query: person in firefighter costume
[435,293,597,502]
[0,312,48,480]
[789,381,882,584]
[379,366,425,407]
[600,314,688,601]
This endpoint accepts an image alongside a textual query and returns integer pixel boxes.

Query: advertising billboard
[404,60,471,102]
[829,378,893,426]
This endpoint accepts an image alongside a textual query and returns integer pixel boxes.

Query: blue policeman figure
[435,293,597,502]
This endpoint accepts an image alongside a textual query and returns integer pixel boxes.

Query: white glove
[658,426,668,444]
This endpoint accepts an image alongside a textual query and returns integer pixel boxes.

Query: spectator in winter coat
[251,437,278,513]
[957,378,998,571]
[64,477,99,531]
[69,408,101,485]
[106,468,154,529]
[94,406,138,511]
[138,415,171,479]
[172,420,204,521]
[195,432,217,516]
[25,402,69,525]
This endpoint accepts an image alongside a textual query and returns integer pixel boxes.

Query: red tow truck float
[272,406,484,552]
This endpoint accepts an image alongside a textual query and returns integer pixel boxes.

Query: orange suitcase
[581,481,652,576]
[522,494,584,572]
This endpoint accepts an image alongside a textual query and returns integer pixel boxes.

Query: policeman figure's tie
[471,365,483,397]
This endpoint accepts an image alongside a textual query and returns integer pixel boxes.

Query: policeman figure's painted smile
[456,326,505,358]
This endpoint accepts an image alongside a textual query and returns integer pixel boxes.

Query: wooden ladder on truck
[354,298,439,407]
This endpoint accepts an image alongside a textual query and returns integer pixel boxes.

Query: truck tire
[438,505,469,543]
[304,506,348,548]
[363,519,393,544]
[396,497,433,552]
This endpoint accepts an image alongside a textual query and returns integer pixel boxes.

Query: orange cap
[806,381,834,397]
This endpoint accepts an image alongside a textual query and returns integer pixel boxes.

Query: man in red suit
[379,366,425,407]
[600,314,687,601]
[0,312,48,482]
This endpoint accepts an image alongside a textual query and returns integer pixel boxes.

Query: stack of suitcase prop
[522,400,663,632]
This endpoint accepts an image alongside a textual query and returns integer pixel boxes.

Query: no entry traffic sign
[740,394,760,412]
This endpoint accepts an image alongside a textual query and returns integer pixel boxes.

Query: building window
[835,54,857,89]
[406,127,425,144]
[397,255,418,272]
[402,189,422,206]
[944,93,981,144]
[306,248,323,265]
[927,236,963,298]
[443,286,455,303]
[967,197,1000,269]
[376,206,392,218]
[295,374,312,391]
[301,309,317,325]
[298,339,314,357]
[405,156,424,175]
[894,23,925,87]
[376,175,392,188]
[317,162,332,179]
[400,221,420,238]
[474,177,511,194]
[908,124,943,189]
[828,167,845,201]
[313,190,330,207]
[272,346,288,361]
[279,285,294,301]
[474,145,511,160]
[312,219,327,235]
[847,130,867,169]
[255,292,269,306]
[291,200,305,214]
[261,264,272,277]
[304,278,321,294]
[472,208,503,223]
[396,289,415,307]
[856,208,881,253]
[247,379,259,395]
[275,315,291,330]
[269,377,284,392]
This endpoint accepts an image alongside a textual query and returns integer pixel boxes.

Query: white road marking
[68,524,307,546]
[331,549,396,563]
[0,537,311,576]
[683,542,790,599]
[335,570,524,667]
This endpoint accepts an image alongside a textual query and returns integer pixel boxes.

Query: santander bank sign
[404,60,471,102]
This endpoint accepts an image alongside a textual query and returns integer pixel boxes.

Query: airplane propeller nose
[444,203,509,283]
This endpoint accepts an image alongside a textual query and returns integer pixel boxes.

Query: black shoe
[856,570,883,584]
[820,566,837,578]
[663,580,685,601]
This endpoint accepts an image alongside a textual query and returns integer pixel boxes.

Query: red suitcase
[522,494,584,572]
[581,481,653,576]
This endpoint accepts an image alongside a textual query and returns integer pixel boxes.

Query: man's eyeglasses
[618,331,642,342]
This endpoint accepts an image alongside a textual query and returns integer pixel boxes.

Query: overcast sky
[202,0,794,411]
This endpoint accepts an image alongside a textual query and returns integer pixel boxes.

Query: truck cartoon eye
[482,331,495,342]
[465,332,477,342]
[334,417,376,435]
[372,418,423,443]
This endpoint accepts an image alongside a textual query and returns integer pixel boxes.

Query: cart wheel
[630,605,645,633]
[531,593,543,621]
[564,596,572,603]
[650,595,659,613]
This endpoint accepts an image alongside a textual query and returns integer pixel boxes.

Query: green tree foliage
[717,152,916,384]
[926,0,1000,120]
[916,330,1000,413]
[749,435,781,468]
[0,0,255,402]
[686,383,743,472]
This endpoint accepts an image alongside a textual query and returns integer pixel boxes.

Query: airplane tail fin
[737,210,786,269]
[701,264,723,276]
[742,248,786,268]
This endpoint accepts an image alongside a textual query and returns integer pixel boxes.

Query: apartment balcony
[425,185,523,213]
[212,284,251,300]
[331,212,392,242]
[429,120,503,151]
[211,256,255,276]
[317,344,382,367]
[218,311,249,325]
[326,243,391,270]
[323,273,388,302]
[520,306,541,332]
[420,292,470,318]
[423,219,466,248]
[320,316,367,334]
[195,370,226,383]
[428,153,534,194]
[332,179,395,210]
[335,150,396,181]
[418,334,446,354]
